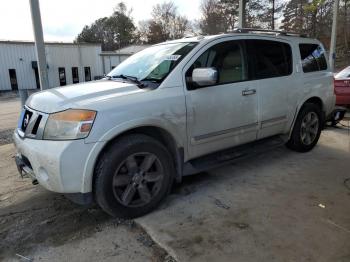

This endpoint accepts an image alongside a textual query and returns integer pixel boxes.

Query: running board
[183,135,285,176]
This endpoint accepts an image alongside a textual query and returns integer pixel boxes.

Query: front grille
[31,115,42,135]
[21,110,33,132]
[18,107,48,140]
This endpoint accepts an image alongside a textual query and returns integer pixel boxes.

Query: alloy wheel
[112,152,164,207]
[300,112,319,146]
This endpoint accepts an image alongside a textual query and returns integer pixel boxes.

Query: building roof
[115,45,150,55]
[0,40,102,46]
[100,45,150,56]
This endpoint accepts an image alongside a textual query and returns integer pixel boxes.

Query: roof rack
[229,28,308,38]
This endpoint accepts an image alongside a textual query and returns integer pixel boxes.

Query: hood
[26,80,145,113]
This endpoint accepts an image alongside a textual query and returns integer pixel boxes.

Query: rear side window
[246,40,292,79]
[299,44,327,73]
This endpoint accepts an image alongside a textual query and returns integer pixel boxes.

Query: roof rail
[229,28,308,38]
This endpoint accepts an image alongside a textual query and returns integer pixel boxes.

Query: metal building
[0,41,103,91]
[100,45,149,74]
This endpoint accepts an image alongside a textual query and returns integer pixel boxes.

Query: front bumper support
[15,155,35,179]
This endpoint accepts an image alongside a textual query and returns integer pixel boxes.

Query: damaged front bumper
[13,130,97,194]
[14,154,38,185]
[14,134,93,205]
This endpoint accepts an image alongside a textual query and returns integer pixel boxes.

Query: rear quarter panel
[287,40,335,134]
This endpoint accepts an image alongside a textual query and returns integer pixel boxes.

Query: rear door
[246,39,294,139]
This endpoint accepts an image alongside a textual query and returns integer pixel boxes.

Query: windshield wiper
[142,77,162,83]
[107,74,146,88]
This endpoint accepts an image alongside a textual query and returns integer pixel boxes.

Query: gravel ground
[0,98,173,262]
[0,129,14,146]
[0,98,21,133]
[1,97,349,262]
[0,144,173,262]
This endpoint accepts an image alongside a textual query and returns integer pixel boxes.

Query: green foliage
[75,0,349,64]
[199,0,285,33]
[75,2,136,51]
[281,0,333,38]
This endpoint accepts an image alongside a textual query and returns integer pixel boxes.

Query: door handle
[242,89,256,96]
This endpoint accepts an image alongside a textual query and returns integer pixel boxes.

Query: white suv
[14,30,335,218]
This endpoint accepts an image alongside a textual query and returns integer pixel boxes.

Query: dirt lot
[0,145,169,261]
[0,97,349,262]
[0,99,172,261]
[0,98,21,145]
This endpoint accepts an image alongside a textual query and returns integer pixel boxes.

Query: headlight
[43,109,96,140]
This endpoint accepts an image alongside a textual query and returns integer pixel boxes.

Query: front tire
[287,103,322,152]
[94,134,174,218]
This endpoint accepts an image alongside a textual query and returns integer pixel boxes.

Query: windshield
[107,42,197,83]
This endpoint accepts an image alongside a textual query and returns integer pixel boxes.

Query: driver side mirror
[192,68,218,87]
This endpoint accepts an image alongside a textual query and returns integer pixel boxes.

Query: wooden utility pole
[272,0,275,30]
[238,0,246,28]
[329,0,339,71]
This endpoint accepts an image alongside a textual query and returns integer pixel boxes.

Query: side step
[183,135,285,176]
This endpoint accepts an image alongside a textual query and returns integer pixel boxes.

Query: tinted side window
[299,44,327,73]
[186,41,247,89]
[247,40,292,79]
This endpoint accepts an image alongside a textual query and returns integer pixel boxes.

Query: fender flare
[288,95,325,139]
[80,117,185,193]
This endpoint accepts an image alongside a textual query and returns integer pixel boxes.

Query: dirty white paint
[0,41,103,91]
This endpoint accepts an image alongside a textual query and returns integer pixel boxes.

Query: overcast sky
[0,0,202,42]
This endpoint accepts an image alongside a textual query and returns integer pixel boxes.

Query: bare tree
[199,0,228,34]
[137,1,192,43]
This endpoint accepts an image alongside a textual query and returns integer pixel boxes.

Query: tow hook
[32,179,39,185]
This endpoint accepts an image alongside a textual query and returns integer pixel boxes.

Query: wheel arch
[288,96,325,139]
[303,97,324,111]
[87,125,184,194]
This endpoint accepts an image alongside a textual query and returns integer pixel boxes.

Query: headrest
[222,51,241,69]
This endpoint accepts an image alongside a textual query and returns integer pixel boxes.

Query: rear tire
[287,103,322,152]
[94,134,174,218]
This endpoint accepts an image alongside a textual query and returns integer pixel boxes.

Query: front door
[184,39,259,159]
